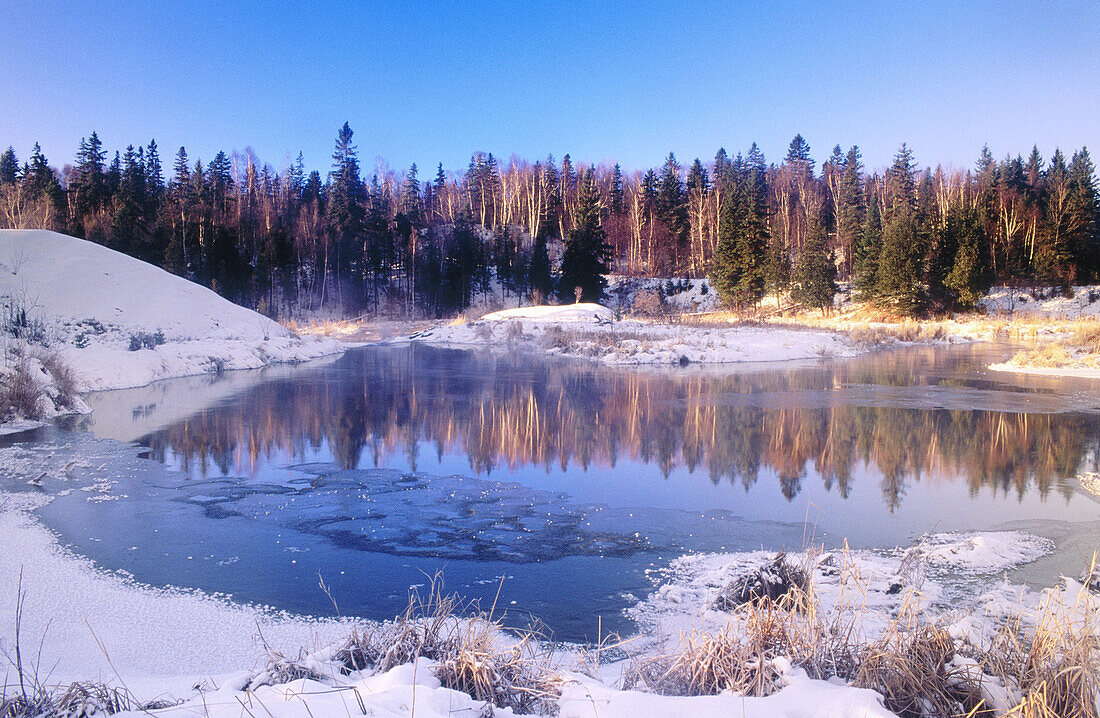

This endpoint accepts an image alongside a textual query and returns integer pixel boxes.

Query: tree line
[1,127,1096,317]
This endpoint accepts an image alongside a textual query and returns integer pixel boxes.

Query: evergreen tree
[402,163,421,223]
[145,139,164,210]
[875,210,924,314]
[836,146,865,279]
[71,132,108,230]
[1066,148,1098,281]
[854,201,883,299]
[326,122,366,306]
[0,147,18,185]
[656,152,689,273]
[528,232,553,303]
[558,168,611,303]
[885,143,917,220]
[791,213,837,313]
[609,163,624,215]
[943,206,992,307]
[710,162,768,308]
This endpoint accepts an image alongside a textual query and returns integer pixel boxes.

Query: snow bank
[981,285,1100,319]
[406,308,864,365]
[0,491,351,680]
[0,230,344,393]
[481,302,613,323]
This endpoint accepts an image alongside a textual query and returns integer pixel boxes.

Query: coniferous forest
[1,126,1097,318]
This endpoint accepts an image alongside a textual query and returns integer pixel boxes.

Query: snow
[980,285,1100,319]
[989,363,1100,380]
[0,230,344,394]
[481,303,614,323]
[404,303,864,365]
[0,477,1093,717]
[558,670,897,718]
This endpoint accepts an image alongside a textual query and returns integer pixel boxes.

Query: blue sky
[2,1,1097,178]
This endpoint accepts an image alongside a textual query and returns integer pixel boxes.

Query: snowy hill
[0,230,343,394]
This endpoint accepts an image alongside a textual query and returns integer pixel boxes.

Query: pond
[6,343,1100,642]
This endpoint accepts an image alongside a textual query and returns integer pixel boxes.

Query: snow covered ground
[402,303,865,365]
[1,480,1092,718]
[980,285,1100,319]
[0,230,344,426]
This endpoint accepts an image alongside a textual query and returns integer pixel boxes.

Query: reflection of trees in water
[142,347,1099,509]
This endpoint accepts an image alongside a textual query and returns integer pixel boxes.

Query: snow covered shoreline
[398,303,870,365]
[0,230,345,429]
[0,485,1094,717]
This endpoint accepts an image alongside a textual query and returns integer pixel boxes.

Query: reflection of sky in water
[27,342,1099,640]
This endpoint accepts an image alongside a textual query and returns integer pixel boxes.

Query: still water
[11,343,1100,641]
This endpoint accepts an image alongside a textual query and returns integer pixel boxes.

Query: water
[6,343,1100,642]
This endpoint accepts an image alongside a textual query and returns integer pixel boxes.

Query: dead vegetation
[625,551,1099,718]
[1,574,178,718]
[252,577,562,715]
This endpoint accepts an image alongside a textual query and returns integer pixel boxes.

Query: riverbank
[0,484,1094,717]
[0,230,345,432]
[395,304,875,365]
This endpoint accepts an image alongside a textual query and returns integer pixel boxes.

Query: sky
[1,1,1097,179]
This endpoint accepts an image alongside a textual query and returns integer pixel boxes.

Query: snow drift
[0,230,344,393]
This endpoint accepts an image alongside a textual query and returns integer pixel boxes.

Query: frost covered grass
[624,541,1099,717]
[992,318,1100,378]
[247,577,563,714]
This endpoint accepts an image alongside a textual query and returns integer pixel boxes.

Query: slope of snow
[0,230,344,392]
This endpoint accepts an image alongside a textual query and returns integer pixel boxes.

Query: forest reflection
[140,346,1099,510]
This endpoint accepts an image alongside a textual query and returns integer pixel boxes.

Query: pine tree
[145,139,164,211]
[791,213,837,313]
[876,210,924,314]
[0,147,18,185]
[1066,148,1098,281]
[656,152,689,273]
[709,161,768,309]
[836,146,866,279]
[528,233,553,303]
[943,206,991,307]
[854,201,883,299]
[885,143,917,221]
[326,122,367,306]
[402,163,421,224]
[558,168,611,303]
[609,163,624,215]
[71,132,108,230]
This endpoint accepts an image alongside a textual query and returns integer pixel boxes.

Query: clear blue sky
[2,1,1097,178]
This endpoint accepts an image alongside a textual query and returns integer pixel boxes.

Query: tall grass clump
[252,577,562,714]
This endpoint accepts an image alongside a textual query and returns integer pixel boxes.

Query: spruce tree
[326,122,366,305]
[943,206,991,308]
[610,163,624,215]
[558,168,611,303]
[854,201,883,299]
[791,213,837,313]
[0,147,18,185]
[875,210,924,314]
[528,232,553,303]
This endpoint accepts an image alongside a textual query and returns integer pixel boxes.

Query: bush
[0,357,43,420]
[128,330,165,351]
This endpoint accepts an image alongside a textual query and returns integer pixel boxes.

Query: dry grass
[0,356,41,420]
[625,550,1099,718]
[1004,319,1100,370]
[38,349,77,408]
[322,578,561,714]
